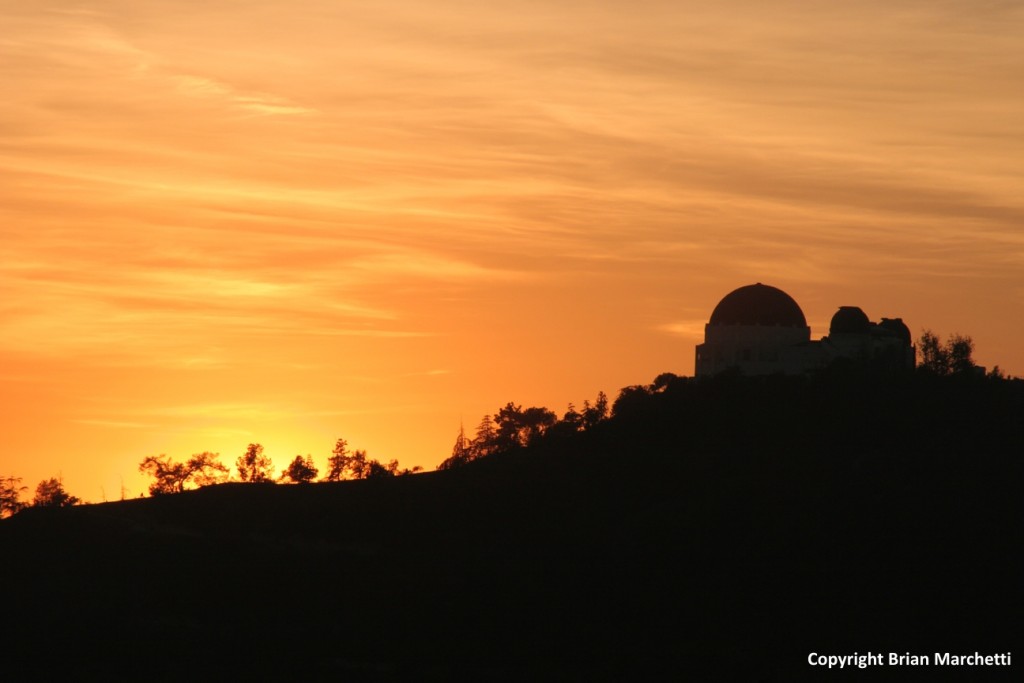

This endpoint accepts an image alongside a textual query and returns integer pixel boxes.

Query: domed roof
[830,306,871,335]
[879,318,911,345]
[708,283,807,327]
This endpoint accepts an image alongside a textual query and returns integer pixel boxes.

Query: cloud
[657,321,707,339]
[174,74,316,116]
[1,3,1022,345]
[0,248,434,360]
[347,250,523,281]
[72,419,154,429]
[137,403,286,421]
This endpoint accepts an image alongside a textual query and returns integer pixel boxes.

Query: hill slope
[2,372,1021,681]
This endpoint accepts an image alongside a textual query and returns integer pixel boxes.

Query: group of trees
[323,438,417,481]
[138,452,231,495]
[2,328,1011,513]
[0,475,80,518]
[436,330,1016,471]
[2,437,426,513]
[439,391,609,470]
[137,439,421,496]
[916,330,1002,377]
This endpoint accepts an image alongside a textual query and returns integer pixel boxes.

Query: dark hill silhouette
[1,372,1021,681]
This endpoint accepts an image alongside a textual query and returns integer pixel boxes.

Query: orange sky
[3,1,1023,501]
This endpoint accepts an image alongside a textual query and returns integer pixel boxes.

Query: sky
[3,0,1023,501]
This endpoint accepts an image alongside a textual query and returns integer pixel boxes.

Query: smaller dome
[879,318,912,345]
[830,306,871,335]
[708,283,807,327]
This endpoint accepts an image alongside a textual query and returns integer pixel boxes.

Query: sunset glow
[3,1,1023,500]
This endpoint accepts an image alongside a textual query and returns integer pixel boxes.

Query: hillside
[2,371,1021,681]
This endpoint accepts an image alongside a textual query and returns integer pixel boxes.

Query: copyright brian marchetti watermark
[808,652,1012,669]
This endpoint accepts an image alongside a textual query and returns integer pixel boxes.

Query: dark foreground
[2,373,1021,681]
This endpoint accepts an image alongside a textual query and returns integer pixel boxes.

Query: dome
[830,306,871,335]
[708,283,807,328]
[879,318,912,345]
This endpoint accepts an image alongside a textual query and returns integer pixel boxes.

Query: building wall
[696,324,915,377]
[696,324,811,376]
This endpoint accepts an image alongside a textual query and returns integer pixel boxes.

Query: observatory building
[694,283,915,377]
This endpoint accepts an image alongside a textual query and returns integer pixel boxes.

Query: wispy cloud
[656,321,707,339]
[136,403,289,421]
[71,419,154,429]
[174,74,316,116]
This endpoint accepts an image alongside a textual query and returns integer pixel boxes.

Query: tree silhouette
[281,455,318,483]
[324,438,350,482]
[545,403,584,441]
[1,475,28,518]
[189,452,231,487]
[650,373,680,393]
[236,443,274,483]
[949,335,976,374]
[581,391,609,430]
[438,424,473,470]
[346,450,371,479]
[386,459,422,476]
[439,392,611,469]
[139,452,229,495]
[918,330,977,376]
[322,440,370,480]
[493,403,557,451]
[323,438,419,479]
[365,457,421,478]
[612,384,655,418]
[32,478,80,508]
[366,460,394,479]
[470,414,498,459]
